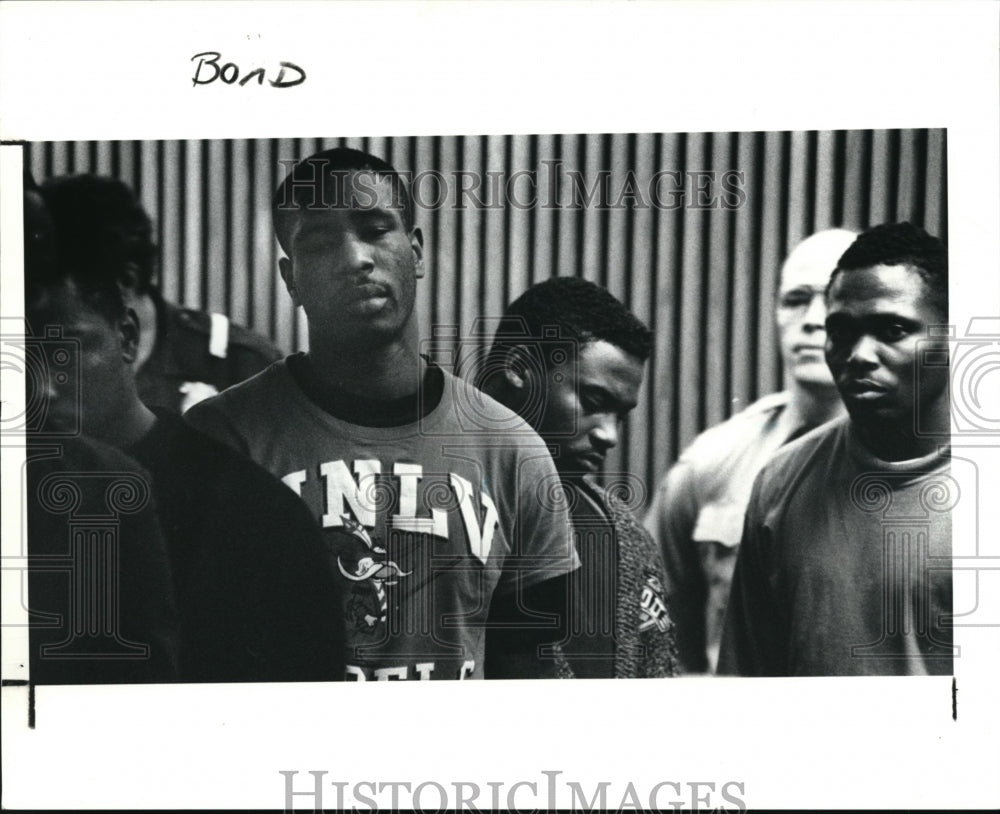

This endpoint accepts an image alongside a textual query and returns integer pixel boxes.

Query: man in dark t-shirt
[718,223,953,676]
[26,195,345,684]
[26,435,181,684]
[23,176,180,685]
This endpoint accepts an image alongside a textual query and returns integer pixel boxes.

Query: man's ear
[120,308,141,364]
[501,344,535,392]
[410,226,425,279]
[278,256,300,307]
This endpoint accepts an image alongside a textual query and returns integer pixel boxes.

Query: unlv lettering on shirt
[280,460,498,564]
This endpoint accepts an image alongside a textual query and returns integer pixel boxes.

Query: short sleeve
[496,445,579,593]
[184,396,252,457]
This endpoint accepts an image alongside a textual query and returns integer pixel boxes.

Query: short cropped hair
[39,174,158,295]
[29,175,132,325]
[272,147,416,254]
[486,277,653,376]
[830,222,948,317]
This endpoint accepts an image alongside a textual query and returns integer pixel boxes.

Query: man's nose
[846,333,880,368]
[343,233,375,272]
[590,415,619,451]
[802,293,826,331]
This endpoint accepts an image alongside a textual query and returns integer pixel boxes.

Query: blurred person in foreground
[41,173,280,414]
[24,174,180,684]
[28,178,345,683]
[645,229,857,674]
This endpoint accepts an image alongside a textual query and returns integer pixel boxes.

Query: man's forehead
[289,175,404,227]
[827,263,928,309]
[301,169,400,205]
[779,229,858,292]
[779,258,837,292]
[30,279,78,311]
[30,284,106,329]
[577,340,645,385]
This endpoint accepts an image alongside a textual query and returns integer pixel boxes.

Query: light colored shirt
[645,392,796,673]
[186,361,578,681]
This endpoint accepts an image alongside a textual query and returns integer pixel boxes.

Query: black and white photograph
[1,2,998,811]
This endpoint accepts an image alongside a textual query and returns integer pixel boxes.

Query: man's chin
[556,462,601,482]
[792,367,838,391]
[555,466,591,482]
[842,399,901,426]
[35,414,81,436]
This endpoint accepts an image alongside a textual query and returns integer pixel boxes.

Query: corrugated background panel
[26,129,948,509]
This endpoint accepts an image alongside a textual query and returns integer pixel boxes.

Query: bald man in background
[644,229,857,674]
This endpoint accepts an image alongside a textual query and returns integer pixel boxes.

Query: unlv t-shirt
[186,360,577,680]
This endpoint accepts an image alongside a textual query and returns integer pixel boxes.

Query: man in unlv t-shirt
[187,147,578,680]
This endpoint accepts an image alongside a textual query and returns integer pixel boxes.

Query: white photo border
[2,1,998,809]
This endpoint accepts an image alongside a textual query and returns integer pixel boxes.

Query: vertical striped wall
[25,129,948,509]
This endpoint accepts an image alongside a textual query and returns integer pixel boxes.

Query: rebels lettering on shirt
[345,660,476,681]
[281,460,498,563]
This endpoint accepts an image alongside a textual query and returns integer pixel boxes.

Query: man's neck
[306,329,423,401]
[855,422,945,462]
[93,398,158,450]
[785,381,846,430]
[855,395,950,462]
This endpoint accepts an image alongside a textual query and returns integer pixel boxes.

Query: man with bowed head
[187,147,579,680]
[645,229,856,674]
[480,277,678,678]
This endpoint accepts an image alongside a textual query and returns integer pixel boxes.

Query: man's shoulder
[149,410,297,496]
[752,416,849,504]
[189,357,289,415]
[226,321,283,361]
[441,370,553,452]
[697,391,790,444]
[27,436,153,489]
[182,360,294,453]
[681,391,791,465]
[163,301,280,362]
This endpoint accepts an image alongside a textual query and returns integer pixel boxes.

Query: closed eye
[354,210,401,239]
[366,219,394,233]
[780,291,814,308]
